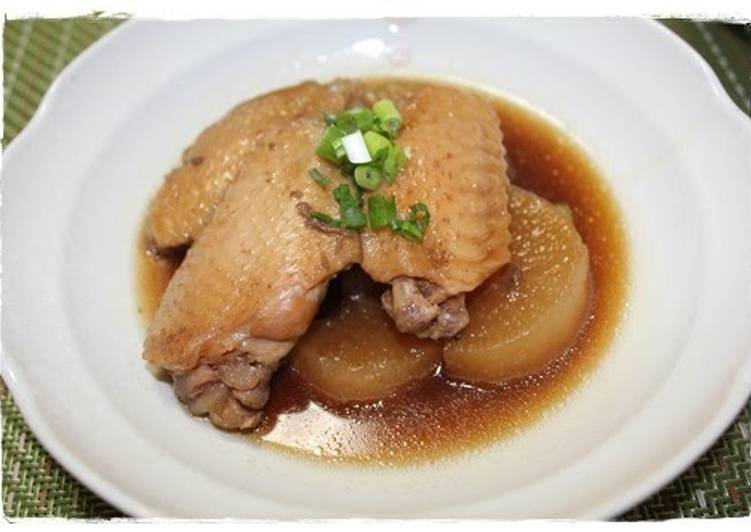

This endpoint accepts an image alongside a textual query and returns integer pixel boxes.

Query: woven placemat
[2,17,750,520]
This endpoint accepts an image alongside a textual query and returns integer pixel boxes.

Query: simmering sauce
[136,80,629,465]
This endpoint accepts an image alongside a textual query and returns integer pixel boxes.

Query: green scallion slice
[317,125,348,163]
[352,180,363,205]
[352,107,375,130]
[368,194,397,229]
[409,202,431,232]
[341,207,367,229]
[333,183,356,209]
[389,202,431,242]
[308,168,331,187]
[332,138,347,160]
[354,165,383,191]
[395,220,423,242]
[333,184,367,229]
[334,110,358,134]
[313,99,426,240]
[373,99,403,134]
[310,211,342,228]
[363,130,392,161]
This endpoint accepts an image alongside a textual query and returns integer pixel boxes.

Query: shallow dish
[2,18,750,518]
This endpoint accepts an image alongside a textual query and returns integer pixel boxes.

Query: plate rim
[2,17,750,519]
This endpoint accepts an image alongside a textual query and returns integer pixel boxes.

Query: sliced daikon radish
[291,291,441,403]
[443,185,590,383]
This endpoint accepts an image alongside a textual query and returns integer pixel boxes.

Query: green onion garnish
[341,207,367,230]
[352,108,375,130]
[389,202,432,242]
[311,98,427,241]
[368,194,397,229]
[366,196,431,242]
[363,130,391,160]
[334,110,358,134]
[317,99,407,186]
[332,138,347,160]
[351,179,363,206]
[317,125,348,163]
[333,184,367,229]
[354,165,382,191]
[308,168,331,187]
[340,130,372,164]
[372,99,403,135]
[310,211,342,228]
[409,202,431,232]
[395,219,423,242]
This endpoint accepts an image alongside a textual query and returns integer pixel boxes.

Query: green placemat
[1,17,750,520]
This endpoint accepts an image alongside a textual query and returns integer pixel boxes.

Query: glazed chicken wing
[359,84,511,338]
[144,80,511,429]
[146,80,354,250]
[143,116,361,429]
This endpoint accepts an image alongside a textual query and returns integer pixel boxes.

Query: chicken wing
[146,80,355,250]
[359,84,511,339]
[143,115,361,429]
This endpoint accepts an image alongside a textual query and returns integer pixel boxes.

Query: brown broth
[135,82,629,465]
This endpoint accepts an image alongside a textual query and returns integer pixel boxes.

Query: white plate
[2,18,751,519]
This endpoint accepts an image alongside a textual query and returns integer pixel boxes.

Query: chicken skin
[146,80,355,250]
[358,84,511,338]
[144,114,361,429]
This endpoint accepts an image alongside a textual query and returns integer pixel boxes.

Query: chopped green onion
[313,99,429,241]
[394,220,423,242]
[310,211,342,228]
[373,99,402,134]
[383,145,408,182]
[317,125,347,163]
[353,181,363,206]
[338,162,355,178]
[308,168,331,187]
[341,130,372,164]
[333,184,367,229]
[333,184,356,208]
[409,202,431,232]
[368,194,397,229]
[341,206,367,229]
[332,138,347,160]
[332,108,376,133]
[334,110,358,134]
[351,107,375,130]
[388,202,431,242]
[354,165,382,191]
[363,130,392,161]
